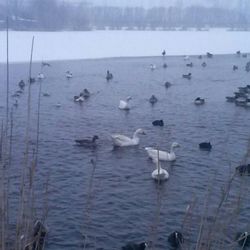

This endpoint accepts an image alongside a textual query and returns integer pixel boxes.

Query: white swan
[111,128,146,147]
[145,142,180,161]
[152,159,169,181]
[119,96,132,110]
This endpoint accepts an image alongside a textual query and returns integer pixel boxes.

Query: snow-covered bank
[0,29,250,63]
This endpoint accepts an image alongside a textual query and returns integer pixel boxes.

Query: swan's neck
[170,146,176,154]
[133,131,140,139]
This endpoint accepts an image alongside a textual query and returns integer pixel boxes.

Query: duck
[182,73,192,80]
[162,50,166,56]
[151,159,169,181]
[235,164,250,175]
[149,95,158,104]
[242,53,248,58]
[236,50,241,56]
[145,142,180,162]
[29,77,36,83]
[122,242,148,250]
[42,61,51,67]
[168,231,184,248]
[66,71,73,78]
[75,135,99,147]
[163,63,168,68]
[184,55,189,61]
[119,96,132,110]
[233,65,238,71]
[106,70,113,81]
[43,93,50,97]
[150,64,156,70]
[206,52,213,58]
[55,102,61,108]
[194,97,205,105]
[164,81,172,88]
[186,62,193,67]
[18,80,25,89]
[152,120,164,126]
[80,89,90,98]
[37,73,44,80]
[198,55,202,59]
[111,128,146,147]
[201,62,207,67]
[199,142,212,151]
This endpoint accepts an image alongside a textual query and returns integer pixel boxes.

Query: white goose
[119,96,132,110]
[152,159,169,181]
[111,128,146,147]
[145,142,180,161]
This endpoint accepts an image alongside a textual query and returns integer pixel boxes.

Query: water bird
[18,80,25,89]
[122,242,148,250]
[80,88,90,98]
[150,64,156,70]
[151,159,169,181]
[149,95,158,104]
[199,142,212,151]
[145,142,180,162]
[75,135,99,147]
[233,65,238,71]
[119,96,132,110]
[194,97,205,105]
[43,93,50,97]
[198,55,202,59]
[42,61,51,67]
[165,81,172,88]
[55,103,61,107]
[74,96,84,102]
[184,55,189,61]
[236,164,250,175]
[24,220,47,250]
[106,70,113,81]
[242,53,248,58]
[111,128,146,147]
[162,50,166,56]
[29,77,36,83]
[202,62,207,67]
[186,62,193,67]
[37,73,44,80]
[152,120,164,126]
[182,73,192,80]
[236,50,241,56]
[163,63,168,68]
[206,52,213,58]
[66,71,73,78]
[168,231,184,248]
[236,232,250,247]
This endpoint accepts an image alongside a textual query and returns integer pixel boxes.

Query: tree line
[0,0,249,31]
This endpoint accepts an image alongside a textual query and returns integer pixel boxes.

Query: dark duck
[75,135,99,147]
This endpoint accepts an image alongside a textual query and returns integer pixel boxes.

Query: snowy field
[0,29,250,62]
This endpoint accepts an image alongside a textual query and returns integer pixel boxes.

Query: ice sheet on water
[0,29,249,63]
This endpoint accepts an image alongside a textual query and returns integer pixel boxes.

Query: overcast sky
[67,0,241,9]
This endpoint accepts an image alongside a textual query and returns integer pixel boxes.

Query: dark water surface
[0,55,250,249]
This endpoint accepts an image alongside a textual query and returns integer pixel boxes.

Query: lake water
[0,54,250,249]
[0,29,250,62]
